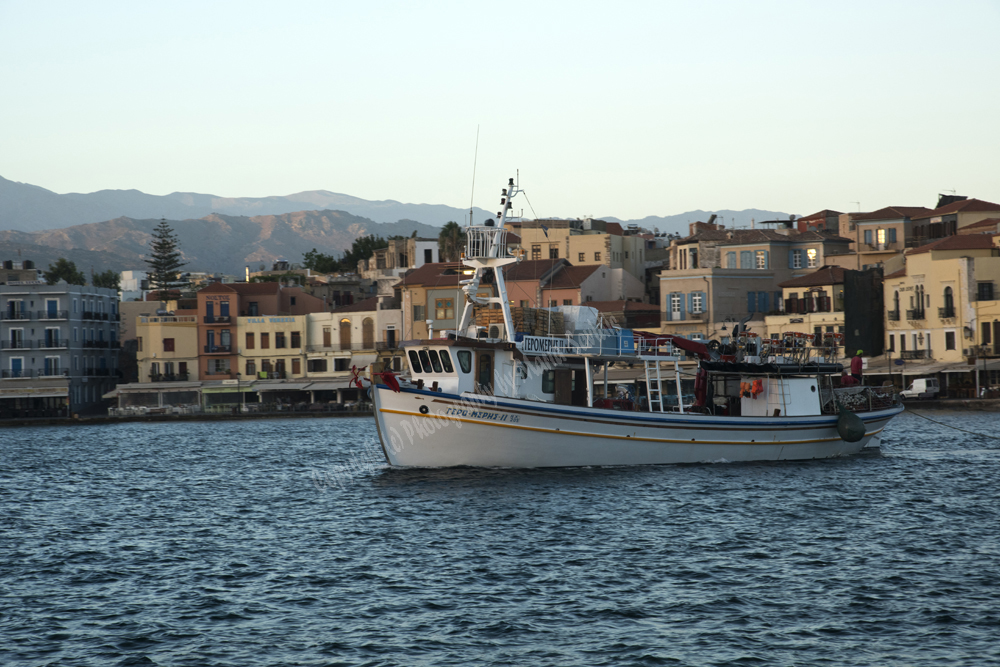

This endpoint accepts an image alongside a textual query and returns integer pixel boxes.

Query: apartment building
[911,198,1000,245]
[504,259,644,309]
[304,297,404,376]
[884,234,1000,366]
[136,310,198,382]
[827,206,932,270]
[1,281,120,416]
[196,282,326,380]
[512,219,647,282]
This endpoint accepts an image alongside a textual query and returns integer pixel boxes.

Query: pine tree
[146,218,188,293]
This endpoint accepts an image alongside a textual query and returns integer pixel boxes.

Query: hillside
[0,210,441,276]
[0,175,491,232]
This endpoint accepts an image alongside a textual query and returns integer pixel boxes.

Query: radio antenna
[468,125,479,227]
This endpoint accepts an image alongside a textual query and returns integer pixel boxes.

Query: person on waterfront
[841,370,859,387]
[851,349,864,384]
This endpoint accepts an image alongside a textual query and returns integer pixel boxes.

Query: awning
[103,388,120,399]
[255,382,313,392]
[306,380,352,391]
[201,385,258,394]
[0,388,69,399]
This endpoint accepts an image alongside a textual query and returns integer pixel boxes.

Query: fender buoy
[837,406,866,443]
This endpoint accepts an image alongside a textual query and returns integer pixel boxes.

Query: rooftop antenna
[851,201,861,212]
[468,125,480,227]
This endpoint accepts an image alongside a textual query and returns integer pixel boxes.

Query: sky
[1,0,999,220]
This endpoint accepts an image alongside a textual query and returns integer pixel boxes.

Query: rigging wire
[904,408,1000,441]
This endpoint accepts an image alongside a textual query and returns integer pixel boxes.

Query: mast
[456,177,522,341]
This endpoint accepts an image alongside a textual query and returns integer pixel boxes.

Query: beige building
[827,206,932,270]
[305,297,404,376]
[884,234,1000,366]
[660,229,852,339]
[511,219,647,282]
[135,311,199,382]
[764,266,845,339]
[911,198,1000,244]
[238,314,308,380]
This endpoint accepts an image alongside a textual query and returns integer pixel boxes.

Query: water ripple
[1,412,999,665]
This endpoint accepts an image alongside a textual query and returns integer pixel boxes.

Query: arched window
[362,317,374,348]
[340,318,352,349]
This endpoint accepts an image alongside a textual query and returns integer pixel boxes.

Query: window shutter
[759,292,769,313]
[788,249,794,268]
[699,291,707,313]
[678,294,686,320]
[763,250,769,269]
[747,291,756,313]
[687,293,694,313]
[774,291,783,312]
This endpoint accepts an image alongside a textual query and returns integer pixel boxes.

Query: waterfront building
[397,262,490,340]
[135,309,199,382]
[764,266,846,339]
[1,280,120,417]
[881,234,1000,392]
[504,259,645,311]
[196,282,326,380]
[509,218,647,283]
[827,206,932,271]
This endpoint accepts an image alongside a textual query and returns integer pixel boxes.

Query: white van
[900,377,939,400]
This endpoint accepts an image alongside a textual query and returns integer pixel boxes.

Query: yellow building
[764,266,846,339]
[513,219,647,282]
[237,314,308,379]
[305,297,404,376]
[884,235,1000,366]
[135,312,199,382]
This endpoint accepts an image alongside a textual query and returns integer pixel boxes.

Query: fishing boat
[365,178,904,467]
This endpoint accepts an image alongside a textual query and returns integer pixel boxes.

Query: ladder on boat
[644,359,685,413]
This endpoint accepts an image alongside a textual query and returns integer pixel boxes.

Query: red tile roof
[547,264,602,289]
[913,198,1000,219]
[798,209,843,221]
[852,206,933,222]
[885,267,906,279]
[605,222,624,236]
[504,259,566,282]
[778,266,845,288]
[907,234,999,255]
[198,281,282,295]
[958,217,1000,231]
[396,262,465,287]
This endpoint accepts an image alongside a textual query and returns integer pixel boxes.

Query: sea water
[2,411,999,666]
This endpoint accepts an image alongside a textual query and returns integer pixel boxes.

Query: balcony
[83,340,111,349]
[203,315,232,324]
[306,342,383,352]
[204,344,232,354]
[82,311,96,320]
[887,310,900,321]
[149,372,190,382]
[1,312,31,321]
[905,309,925,321]
[901,350,929,360]
[38,369,69,378]
[1,369,33,378]
[0,340,32,350]
[84,368,114,377]
[938,306,956,319]
[36,310,69,320]
[37,339,68,349]
[203,369,235,378]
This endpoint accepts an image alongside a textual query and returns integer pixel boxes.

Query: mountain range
[0,175,794,275]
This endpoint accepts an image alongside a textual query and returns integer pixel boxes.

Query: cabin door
[477,352,493,394]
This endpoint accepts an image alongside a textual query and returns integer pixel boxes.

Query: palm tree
[438,221,467,262]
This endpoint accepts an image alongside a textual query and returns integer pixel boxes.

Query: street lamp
[236,371,243,412]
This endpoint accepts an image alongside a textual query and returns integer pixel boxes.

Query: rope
[906,409,1000,441]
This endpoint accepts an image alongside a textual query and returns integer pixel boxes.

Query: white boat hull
[370,385,904,468]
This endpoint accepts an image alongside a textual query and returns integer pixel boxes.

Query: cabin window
[408,350,422,373]
[427,350,444,373]
[457,350,472,374]
[440,350,454,373]
[542,370,555,394]
[418,350,432,373]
